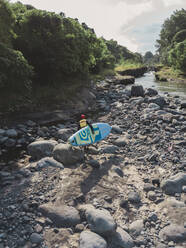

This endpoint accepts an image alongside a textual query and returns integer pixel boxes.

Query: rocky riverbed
[0,78,186,248]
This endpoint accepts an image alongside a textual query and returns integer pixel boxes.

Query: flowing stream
[134,71,186,100]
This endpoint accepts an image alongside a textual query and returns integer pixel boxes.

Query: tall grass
[115,59,144,71]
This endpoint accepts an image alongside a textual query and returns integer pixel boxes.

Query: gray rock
[122,89,131,97]
[85,207,116,235]
[38,204,81,227]
[5,129,18,138]
[113,136,128,147]
[159,224,186,242]
[129,220,144,237]
[148,213,158,222]
[27,120,36,127]
[0,129,5,136]
[128,191,141,204]
[181,102,186,109]
[143,183,155,192]
[110,227,134,248]
[161,173,186,195]
[30,233,43,244]
[147,191,157,201]
[101,145,118,154]
[75,224,84,232]
[113,167,124,177]
[36,157,64,170]
[88,159,100,168]
[111,125,122,134]
[148,96,167,108]
[4,138,16,147]
[79,231,107,248]
[57,128,73,141]
[148,103,160,110]
[182,186,186,193]
[53,144,84,165]
[0,137,8,144]
[131,85,145,97]
[17,137,26,145]
[28,140,58,159]
[145,88,158,97]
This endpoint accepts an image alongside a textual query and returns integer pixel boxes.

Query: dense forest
[156,8,186,73]
[0,0,142,112]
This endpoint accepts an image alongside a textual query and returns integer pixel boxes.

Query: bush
[0,42,33,93]
[168,40,186,73]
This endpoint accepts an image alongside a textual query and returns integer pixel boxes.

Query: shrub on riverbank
[115,60,144,72]
[155,66,186,82]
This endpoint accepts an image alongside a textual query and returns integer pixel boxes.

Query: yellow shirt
[80,119,87,128]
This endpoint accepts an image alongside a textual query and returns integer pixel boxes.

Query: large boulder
[131,85,145,97]
[161,173,186,195]
[145,88,158,97]
[27,140,58,159]
[57,128,73,141]
[38,204,81,228]
[53,144,84,165]
[148,96,167,108]
[36,157,64,170]
[159,224,186,243]
[85,207,116,235]
[180,101,186,109]
[110,227,134,248]
[115,75,135,85]
[79,231,107,248]
[5,129,18,138]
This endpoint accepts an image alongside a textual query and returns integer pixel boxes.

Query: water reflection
[134,72,186,100]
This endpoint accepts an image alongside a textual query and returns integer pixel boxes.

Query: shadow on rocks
[80,157,113,196]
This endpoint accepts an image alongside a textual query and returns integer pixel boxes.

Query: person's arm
[87,121,94,134]
[77,123,81,131]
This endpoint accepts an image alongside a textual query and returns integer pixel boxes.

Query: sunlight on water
[135,72,186,100]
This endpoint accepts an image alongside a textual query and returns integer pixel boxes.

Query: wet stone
[128,191,141,204]
[30,233,43,244]
[147,191,157,201]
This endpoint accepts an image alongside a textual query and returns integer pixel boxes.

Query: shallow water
[134,71,186,100]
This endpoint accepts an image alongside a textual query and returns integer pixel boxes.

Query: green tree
[0,42,33,93]
[0,0,15,46]
[144,51,154,63]
[13,10,96,86]
[156,9,186,64]
[168,40,186,73]
[172,29,186,44]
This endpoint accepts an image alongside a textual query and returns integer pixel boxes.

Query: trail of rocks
[0,78,186,248]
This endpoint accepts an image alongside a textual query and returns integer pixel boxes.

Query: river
[134,71,186,100]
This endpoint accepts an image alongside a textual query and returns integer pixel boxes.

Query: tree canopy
[156,8,186,73]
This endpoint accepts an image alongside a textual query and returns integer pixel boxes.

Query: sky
[10,0,186,55]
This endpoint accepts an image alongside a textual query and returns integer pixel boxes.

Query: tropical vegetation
[0,0,143,112]
[156,8,186,74]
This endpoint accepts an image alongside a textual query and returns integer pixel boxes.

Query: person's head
[81,114,85,119]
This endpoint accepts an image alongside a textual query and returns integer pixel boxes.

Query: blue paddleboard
[69,123,112,146]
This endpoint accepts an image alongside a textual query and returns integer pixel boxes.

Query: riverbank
[0,66,148,126]
[0,77,186,248]
[154,66,186,84]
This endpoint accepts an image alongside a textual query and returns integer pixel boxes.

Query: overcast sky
[10,0,186,54]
